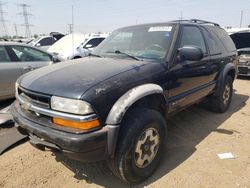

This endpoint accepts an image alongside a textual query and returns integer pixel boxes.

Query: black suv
[12,19,238,184]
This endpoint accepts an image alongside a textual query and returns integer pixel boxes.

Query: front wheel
[108,108,167,184]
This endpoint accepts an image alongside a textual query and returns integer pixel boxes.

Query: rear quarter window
[201,27,222,55]
[211,27,236,52]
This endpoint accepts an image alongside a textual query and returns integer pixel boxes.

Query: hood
[19,57,148,99]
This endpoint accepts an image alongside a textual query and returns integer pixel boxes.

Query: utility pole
[71,5,74,57]
[14,23,18,36]
[18,4,32,38]
[179,11,183,20]
[240,10,243,28]
[0,1,8,37]
[68,24,73,33]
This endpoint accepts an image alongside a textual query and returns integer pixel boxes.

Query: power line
[18,3,33,38]
[0,1,8,36]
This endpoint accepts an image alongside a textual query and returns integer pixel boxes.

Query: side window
[0,46,11,62]
[180,26,207,53]
[10,46,51,62]
[39,37,55,46]
[211,28,236,52]
[201,27,221,55]
[84,38,105,48]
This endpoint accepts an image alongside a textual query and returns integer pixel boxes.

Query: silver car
[0,42,59,100]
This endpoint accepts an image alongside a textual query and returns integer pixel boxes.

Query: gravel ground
[0,78,250,188]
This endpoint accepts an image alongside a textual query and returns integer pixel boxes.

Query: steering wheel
[145,44,164,51]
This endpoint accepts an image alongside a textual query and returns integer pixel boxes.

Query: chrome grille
[18,87,50,109]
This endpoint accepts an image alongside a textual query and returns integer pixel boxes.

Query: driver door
[0,46,23,99]
[168,25,214,112]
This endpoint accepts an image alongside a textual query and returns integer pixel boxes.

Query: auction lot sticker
[148,26,172,32]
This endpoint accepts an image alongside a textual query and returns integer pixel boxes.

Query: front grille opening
[18,87,51,108]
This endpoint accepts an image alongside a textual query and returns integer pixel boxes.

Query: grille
[18,87,50,109]
[238,67,249,74]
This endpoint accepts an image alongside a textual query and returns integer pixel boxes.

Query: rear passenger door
[168,25,214,112]
[0,46,22,98]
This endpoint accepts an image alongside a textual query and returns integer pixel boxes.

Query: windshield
[93,25,174,61]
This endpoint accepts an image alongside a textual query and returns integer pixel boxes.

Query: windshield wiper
[115,50,142,61]
[105,50,142,61]
[89,53,103,58]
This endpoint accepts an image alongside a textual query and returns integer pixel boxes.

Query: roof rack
[171,19,220,27]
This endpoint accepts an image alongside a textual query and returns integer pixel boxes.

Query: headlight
[51,96,94,115]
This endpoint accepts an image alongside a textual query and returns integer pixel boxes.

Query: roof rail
[171,19,220,27]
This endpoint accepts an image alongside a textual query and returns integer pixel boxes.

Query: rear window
[211,28,236,52]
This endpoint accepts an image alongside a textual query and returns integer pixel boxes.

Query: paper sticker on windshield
[148,26,172,32]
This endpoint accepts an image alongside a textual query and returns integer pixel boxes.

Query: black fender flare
[105,83,166,156]
[214,62,236,96]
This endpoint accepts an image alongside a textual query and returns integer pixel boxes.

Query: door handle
[23,66,34,70]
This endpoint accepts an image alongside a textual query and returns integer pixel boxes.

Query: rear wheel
[209,75,233,113]
[108,108,167,184]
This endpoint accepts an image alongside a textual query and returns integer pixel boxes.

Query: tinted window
[201,27,221,55]
[84,38,105,48]
[180,26,207,53]
[0,46,11,62]
[39,37,55,46]
[11,46,51,62]
[211,28,236,52]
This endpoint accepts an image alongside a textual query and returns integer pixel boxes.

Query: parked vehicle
[0,42,60,101]
[47,33,106,60]
[12,19,238,183]
[28,32,65,51]
[229,30,250,76]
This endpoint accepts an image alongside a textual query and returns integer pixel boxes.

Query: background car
[229,30,250,76]
[28,33,65,51]
[0,42,60,101]
[47,33,107,60]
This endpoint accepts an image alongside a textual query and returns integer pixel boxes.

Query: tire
[209,75,233,113]
[108,108,167,184]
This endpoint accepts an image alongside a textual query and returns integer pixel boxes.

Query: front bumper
[238,65,250,76]
[11,101,109,162]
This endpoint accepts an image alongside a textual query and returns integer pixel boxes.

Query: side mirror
[178,46,204,61]
[84,44,93,49]
[36,43,41,47]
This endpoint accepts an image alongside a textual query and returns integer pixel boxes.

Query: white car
[28,36,57,51]
[47,33,107,60]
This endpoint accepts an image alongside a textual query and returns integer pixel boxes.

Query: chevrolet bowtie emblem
[22,101,31,111]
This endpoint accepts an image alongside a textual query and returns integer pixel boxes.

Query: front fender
[105,83,165,156]
[105,83,164,125]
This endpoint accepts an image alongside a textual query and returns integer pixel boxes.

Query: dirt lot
[0,78,250,188]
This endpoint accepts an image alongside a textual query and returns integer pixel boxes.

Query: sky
[1,0,250,37]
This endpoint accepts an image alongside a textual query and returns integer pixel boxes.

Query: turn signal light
[53,117,100,130]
